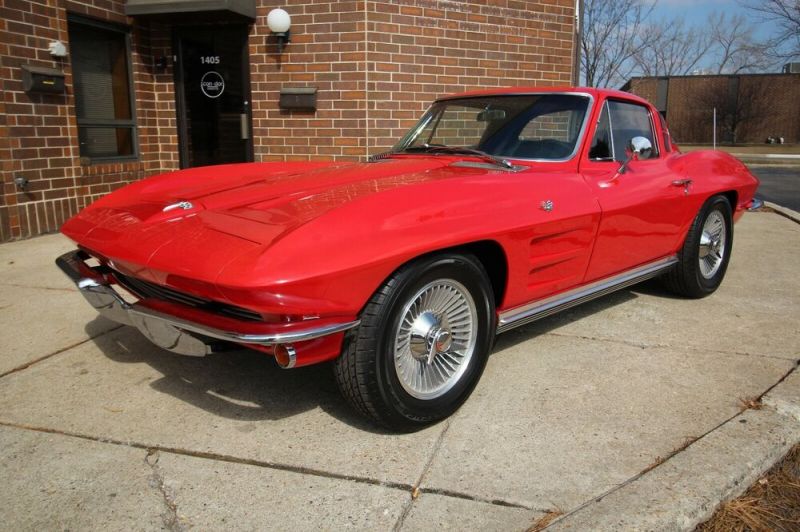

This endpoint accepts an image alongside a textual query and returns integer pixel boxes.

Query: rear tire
[334,253,495,431]
[663,195,733,298]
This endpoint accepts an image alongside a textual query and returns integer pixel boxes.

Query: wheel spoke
[698,210,726,279]
[393,279,478,400]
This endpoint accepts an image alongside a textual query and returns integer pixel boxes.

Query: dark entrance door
[175,25,252,168]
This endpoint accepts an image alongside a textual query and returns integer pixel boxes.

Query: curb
[732,153,800,160]
[764,201,800,224]
[548,365,800,531]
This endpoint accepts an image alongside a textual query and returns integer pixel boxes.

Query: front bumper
[56,250,360,360]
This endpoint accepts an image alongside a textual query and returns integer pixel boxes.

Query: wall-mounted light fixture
[14,175,29,191]
[47,40,67,58]
[267,8,291,54]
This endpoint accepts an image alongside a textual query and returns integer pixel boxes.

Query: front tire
[663,195,733,298]
[334,253,495,431]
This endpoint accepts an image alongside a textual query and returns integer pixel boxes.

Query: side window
[606,100,659,161]
[589,103,613,160]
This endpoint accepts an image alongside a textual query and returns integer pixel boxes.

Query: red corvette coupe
[57,87,760,430]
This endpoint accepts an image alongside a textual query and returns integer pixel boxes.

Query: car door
[581,98,691,283]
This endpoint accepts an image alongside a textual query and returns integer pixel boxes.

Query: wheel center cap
[433,328,452,353]
[409,312,453,362]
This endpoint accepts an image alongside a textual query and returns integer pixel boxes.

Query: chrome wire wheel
[698,210,727,279]
[393,279,478,400]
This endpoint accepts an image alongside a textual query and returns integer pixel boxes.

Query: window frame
[68,14,139,163]
[587,98,661,163]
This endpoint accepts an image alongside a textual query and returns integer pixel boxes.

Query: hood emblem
[540,200,554,212]
[163,201,194,213]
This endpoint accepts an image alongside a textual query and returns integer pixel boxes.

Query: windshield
[394,94,591,161]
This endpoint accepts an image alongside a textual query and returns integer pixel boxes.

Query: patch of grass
[696,444,800,532]
[528,508,564,532]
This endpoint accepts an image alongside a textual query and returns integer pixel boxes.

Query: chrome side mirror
[618,136,653,174]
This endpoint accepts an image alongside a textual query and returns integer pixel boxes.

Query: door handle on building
[240,113,250,140]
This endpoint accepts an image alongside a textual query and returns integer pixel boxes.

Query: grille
[114,271,263,322]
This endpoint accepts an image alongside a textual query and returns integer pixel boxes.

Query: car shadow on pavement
[83,280,658,433]
[492,285,640,352]
[86,322,383,433]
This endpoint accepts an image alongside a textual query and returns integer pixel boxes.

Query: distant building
[622,73,800,145]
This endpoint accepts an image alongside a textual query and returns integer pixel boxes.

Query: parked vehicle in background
[57,88,761,430]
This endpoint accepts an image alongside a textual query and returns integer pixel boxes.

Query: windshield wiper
[368,144,514,169]
[412,145,514,169]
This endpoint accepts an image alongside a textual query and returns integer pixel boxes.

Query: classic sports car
[57,87,761,430]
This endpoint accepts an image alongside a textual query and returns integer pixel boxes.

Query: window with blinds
[68,16,137,160]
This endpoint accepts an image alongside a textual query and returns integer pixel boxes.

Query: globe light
[267,8,291,35]
[267,8,291,53]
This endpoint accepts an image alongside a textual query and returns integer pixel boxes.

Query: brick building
[623,73,800,146]
[0,0,579,242]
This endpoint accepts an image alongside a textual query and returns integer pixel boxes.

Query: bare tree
[580,0,654,87]
[708,13,772,73]
[633,17,713,76]
[742,0,800,61]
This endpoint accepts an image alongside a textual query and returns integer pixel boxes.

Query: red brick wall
[363,0,576,154]
[0,0,178,241]
[1,0,576,241]
[626,75,800,145]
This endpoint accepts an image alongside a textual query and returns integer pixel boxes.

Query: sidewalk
[0,212,798,530]
[680,144,800,166]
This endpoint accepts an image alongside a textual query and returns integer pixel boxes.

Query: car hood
[61,157,499,285]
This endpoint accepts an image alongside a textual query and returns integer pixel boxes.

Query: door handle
[240,113,250,140]
[672,178,692,195]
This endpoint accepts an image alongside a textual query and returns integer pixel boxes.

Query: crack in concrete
[540,361,800,529]
[145,449,187,531]
[0,418,534,526]
[543,330,796,362]
[0,282,76,292]
[392,418,452,531]
[0,325,124,380]
[418,486,540,511]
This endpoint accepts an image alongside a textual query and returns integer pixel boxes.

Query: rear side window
[589,100,659,162]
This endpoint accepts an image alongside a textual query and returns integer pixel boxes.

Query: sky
[651,0,770,39]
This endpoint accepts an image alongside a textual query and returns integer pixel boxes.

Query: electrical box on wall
[22,65,65,94]
[279,87,317,110]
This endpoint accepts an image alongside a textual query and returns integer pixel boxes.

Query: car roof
[436,86,651,107]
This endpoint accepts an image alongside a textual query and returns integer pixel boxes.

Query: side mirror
[618,136,653,174]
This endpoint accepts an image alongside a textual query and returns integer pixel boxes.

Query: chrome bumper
[56,250,360,358]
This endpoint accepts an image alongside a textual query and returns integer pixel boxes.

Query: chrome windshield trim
[496,256,678,334]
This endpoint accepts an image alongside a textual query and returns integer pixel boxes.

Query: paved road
[749,165,800,212]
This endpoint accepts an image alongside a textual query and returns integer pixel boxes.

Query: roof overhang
[125,0,255,21]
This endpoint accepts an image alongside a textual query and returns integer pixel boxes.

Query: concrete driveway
[1,212,799,531]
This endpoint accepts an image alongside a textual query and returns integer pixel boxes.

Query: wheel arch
[719,190,738,211]
[366,239,509,313]
[447,240,509,307]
